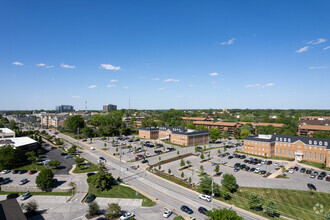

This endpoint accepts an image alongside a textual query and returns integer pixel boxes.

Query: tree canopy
[36,169,54,190]
[206,208,243,220]
[64,115,85,133]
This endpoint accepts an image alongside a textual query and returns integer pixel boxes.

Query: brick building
[242,134,330,168]
[139,126,209,146]
[298,124,330,136]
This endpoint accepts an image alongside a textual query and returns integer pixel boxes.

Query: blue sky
[1,0,330,110]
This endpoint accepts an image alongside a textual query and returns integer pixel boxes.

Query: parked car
[228,156,233,159]
[240,164,246,169]
[198,206,208,214]
[145,153,151,157]
[300,168,306,173]
[64,155,73,159]
[250,168,256,172]
[289,169,295,174]
[319,171,327,177]
[326,174,330,182]
[293,166,299,171]
[18,170,28,174]
[28,170,37,175]
[12,170,19,174]
[274,162,279,166]
[234,168,240,172]
[87,172,95,177]
[1,170,10,174]
[120,212,135,220]
[141,159,149,164]
[0,178,11,185]
[163,209,172,218]
[254,168,261,173]
[20,192,31,200]
[260,170,267,175]
[199,194,211,202]
[181,205,193,214]
[221,161,227,164]
[245,166,250,171]
[266,161,272,165]
[307,183,316,191]
[97,157,106,163]
[306,169,312,174]
[317,175,324,180]
[19,179,29,185]
[90,147,95,150]
[6,193,19,200]
[85,194,96,203]
[61,152,67,156]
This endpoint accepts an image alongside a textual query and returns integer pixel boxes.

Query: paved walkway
[268,161,298,178]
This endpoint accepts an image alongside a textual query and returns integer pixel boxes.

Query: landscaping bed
[150,153,194,167]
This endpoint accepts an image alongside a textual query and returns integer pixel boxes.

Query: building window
[304,151,307,158]
[284,149,286,156]
[292,150,295,156]
[288,150,291,157]
[280,148,282,155]
[309,152,312,160]
[319,153,322,161]
[276,148,278,155]
[314,153,317,161]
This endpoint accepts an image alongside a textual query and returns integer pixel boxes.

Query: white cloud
[88,85,97,89]
[61,63,76,69]
[36,63,46,67]
[110,79,118,82]
[323,46,330,50]
[220,38,236,45]
[100,64,121,70]
[209,72,219,77]
[307,38,327,45]
[176,96,183,99]
[164,79,180,82]
[45,65,54,68]
[107,84,116,88]
[245,83,275,88]
[296,46,309,53]
[72,96,80,98]
[12,61,23,66]
[309,66,328,70]
[157,88,165,90]
[152,78,160,80]
[123,86,128,89]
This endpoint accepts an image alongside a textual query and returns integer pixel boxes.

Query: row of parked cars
[233,163,268,174]
[6,192,32,200]
[289,167,330,181]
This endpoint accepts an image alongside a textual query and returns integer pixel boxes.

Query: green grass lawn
[216,187,330,220]
[0,191,73,196]
[88,184,155,207]
[299,160,330,171]
[173,216,185,220]
[72,163,99,173]
[14,163,47,172]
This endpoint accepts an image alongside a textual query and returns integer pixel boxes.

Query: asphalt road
[58,133,263,220]
[44,145,75,175]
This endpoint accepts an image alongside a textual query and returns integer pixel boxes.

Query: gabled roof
[192,121,214,125]
[213,122,238,126]
[257,123,284,128]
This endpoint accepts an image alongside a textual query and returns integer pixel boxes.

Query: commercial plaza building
[55,105,74,113]
[103,104,117,112]
[139,126,209,146]
[0,128,15,138]
[242,134,330,168]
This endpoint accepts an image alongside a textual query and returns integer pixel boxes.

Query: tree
[36,169,54,190]
[264,200,278,217]
[64,115,85,133]
[88,201,100,216]
[75,157,85,168]
[158,164,161,170]
[197,125,207,130]
[214,164,220,174]
[177,150,180,155]
[168,169,171,174]
[180,159,186,167]
[87,163,117,191]
[186,160,191,166]
[222,130,229,139]
[105,203,121,219]
[186,121,195,129]
[21,200,39,215]
[181,172,184,178]
[81,127,94,138]
[68,145,77,154]
[210,128,221,141]
[48,160,61,169]
[200,165,205,174]
[200,176,212,195]
[221,173,237,192]
[54,138,64,145]
[240,128,251,139]
[200,152,205,160]
[208,151,211,158]
[217,149,221,155]
[25,151,37,165]
[224,146,227,152]
[0,145,22,170]
[188,177,192,183]
[248,194,262,211]
[206,208,243,220]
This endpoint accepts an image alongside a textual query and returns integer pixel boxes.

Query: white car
[1,170,10,174]
[120,212,135,220]
[274,162,279,166]
[163,209,172,218]
[145,152,151,157]
[254,168,261,173]
[199,194,211,202]
[90,147,95,150]
[43,159,51,165]
[221,161,228,165]
[289,169,295,174]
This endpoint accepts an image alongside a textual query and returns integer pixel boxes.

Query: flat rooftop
[0,128,15,134]
[0,137,37,148]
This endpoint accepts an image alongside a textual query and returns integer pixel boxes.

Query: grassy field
[215,187,330,220]
[0,191,72,196]
[14,163,48,172]
[88,184,155,207]
[173,216,185,220]
[72,163,98,173]
[299,160,330,171]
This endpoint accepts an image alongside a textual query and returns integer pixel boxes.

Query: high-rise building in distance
[103,104,117,112]
[55,105,74,113]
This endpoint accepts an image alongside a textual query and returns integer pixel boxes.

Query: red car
[28,170,37,175]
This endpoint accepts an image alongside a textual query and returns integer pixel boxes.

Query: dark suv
[181,205,193,214]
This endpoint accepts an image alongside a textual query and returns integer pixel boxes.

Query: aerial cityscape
[1,1,330,220]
